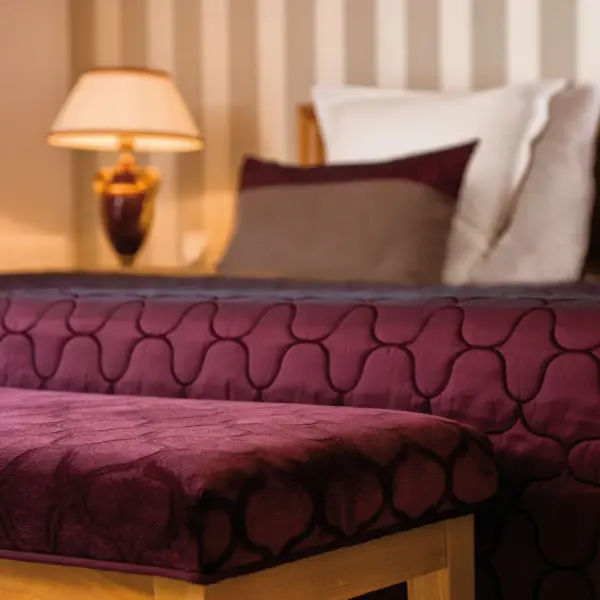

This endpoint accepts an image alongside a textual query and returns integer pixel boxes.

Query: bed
[2,83,600,600]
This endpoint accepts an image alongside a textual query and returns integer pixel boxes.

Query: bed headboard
[297,104,325,166]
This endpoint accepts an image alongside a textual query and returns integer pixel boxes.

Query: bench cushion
[0,388,496,583]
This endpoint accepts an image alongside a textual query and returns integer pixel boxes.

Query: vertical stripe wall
[69,0,600,268]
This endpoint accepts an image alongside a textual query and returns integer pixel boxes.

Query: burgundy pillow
[219,142,477,283]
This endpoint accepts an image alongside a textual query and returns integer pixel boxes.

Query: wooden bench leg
[154,578,206,600]
[407,516,474,600]
[0,516,472,600]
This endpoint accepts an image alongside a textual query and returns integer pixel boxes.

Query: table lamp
[48,67,203,267]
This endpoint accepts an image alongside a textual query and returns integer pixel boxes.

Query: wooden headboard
[297,104,325,166]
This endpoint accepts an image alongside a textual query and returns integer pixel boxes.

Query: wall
[17,0,600,269]
[0,1,72,269]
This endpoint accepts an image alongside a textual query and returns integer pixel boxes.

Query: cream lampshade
[48,67,203,267]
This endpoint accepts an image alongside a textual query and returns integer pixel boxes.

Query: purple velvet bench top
[0,389,497,584]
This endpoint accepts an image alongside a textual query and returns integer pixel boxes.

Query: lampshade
[48,67,203,153]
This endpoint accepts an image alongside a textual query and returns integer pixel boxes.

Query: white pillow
[313,84,438,143]
[469,84,600,283]
[311,82,567,284]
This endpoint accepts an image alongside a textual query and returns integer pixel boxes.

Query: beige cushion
[470,84,600,283]
[219,144,476,284]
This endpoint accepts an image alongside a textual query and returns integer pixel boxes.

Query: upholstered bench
[0,389,497,600]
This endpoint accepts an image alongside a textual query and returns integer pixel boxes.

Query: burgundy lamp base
[93,148,160,267]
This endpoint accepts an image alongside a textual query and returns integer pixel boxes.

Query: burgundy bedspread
[0,389,495,582]
[0,284,600,599]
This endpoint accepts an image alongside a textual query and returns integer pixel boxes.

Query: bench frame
[0,515,473,600]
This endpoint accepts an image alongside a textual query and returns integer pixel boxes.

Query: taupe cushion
[218,143,476,284]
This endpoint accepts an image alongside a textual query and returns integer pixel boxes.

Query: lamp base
[93,148,160,267]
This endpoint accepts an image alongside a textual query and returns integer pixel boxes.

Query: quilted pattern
[1,283,600,599]
[0,389,496,583]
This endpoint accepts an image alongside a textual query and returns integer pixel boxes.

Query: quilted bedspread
[1,278,600,600]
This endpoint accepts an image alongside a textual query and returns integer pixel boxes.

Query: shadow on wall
[199,106,261,270]
[202,191,237,270]
[585,135,600,270]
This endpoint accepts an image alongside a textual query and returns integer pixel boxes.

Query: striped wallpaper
[69,0,600,268]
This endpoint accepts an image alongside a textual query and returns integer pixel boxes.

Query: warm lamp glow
[47,67,203,153]
[47,67,204,268]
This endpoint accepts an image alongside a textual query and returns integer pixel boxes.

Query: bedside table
[74,265,214,277]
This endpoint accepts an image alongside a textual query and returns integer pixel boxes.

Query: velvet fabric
[0,389,495,583]
[239,145,476,197]
[1,278,599,599]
